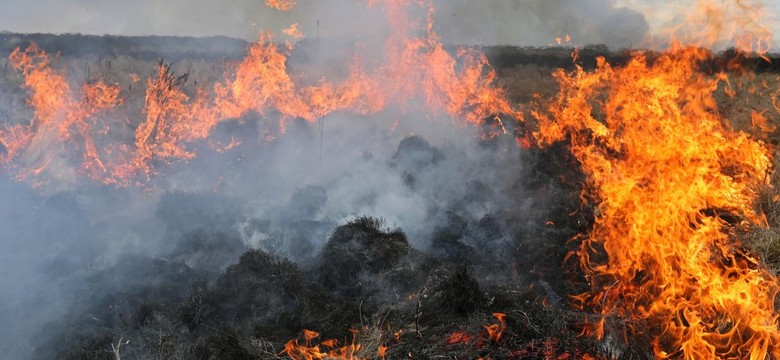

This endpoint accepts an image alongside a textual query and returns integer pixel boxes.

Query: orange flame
[533,1,780,358]
[751,110,777,133]
[664,0,774,57]
[6,44,122,185]
[281,329,386,360]
[484,312,506,342]
[3,0,518,188]
[282,23,304,40]
[265,0,296,12]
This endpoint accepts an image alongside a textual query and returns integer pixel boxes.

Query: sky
[0,0,777,49]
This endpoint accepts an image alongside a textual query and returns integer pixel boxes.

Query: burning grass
[2,39,778,358]
[3,0,780,358]
[0,39,774,358]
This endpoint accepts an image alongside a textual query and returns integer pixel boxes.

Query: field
[1,33,780,359]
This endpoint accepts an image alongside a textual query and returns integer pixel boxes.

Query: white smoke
[0,0,653,48]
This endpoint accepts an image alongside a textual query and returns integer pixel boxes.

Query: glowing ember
[446,331,472,345]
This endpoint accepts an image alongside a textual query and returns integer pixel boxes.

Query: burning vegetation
[1,0,780,359]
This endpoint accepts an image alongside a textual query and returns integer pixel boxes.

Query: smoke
[0,117,534,359]
[0,0,649,48]
[0,1,647,359]
[432,0,649,48]
[0,179,166,358]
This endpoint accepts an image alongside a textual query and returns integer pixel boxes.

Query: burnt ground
[4,33,776,359]
[26,131,635,360]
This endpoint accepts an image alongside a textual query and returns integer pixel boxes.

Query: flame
[281,329,386,360]
[0,0,518,187]
[533,1,780,358]
[664,0,774,57]
[212,0,519,131]
[282,23,304,40]
[751,110,777,133]
[265,0,296,12]
[484,312,507,342]
[5,44,122,185]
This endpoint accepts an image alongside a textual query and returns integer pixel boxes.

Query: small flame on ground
[281,329,386,360]
[484,312,506,342]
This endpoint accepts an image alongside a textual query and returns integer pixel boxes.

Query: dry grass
[744,155,780,275]
[3,42,780,358]
[715,72,780,143]
[498,64,560,104]
[718,72,780,274]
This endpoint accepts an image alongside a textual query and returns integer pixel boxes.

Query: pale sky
[0,0,777,49]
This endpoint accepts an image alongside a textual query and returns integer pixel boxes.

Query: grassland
[2,33,780,359]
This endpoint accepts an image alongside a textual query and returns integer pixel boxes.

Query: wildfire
[533,1,780,358]
[282,23,304,40]
[281,329,386,360]
[484,312,506,342]
[2,0,780,357]
[1,0,517,187]
[5,44,122,185]
[265,0,296,12]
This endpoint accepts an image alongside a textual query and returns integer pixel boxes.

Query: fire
[4,0,779,356]
[484,312,506,342]
[213,0,518,129]
[281,329,387,360]
[664,0,773,58]
[751,110,777,133]
[282,23,304,40]
[5,44,122,185]
[133,61,215,177]
[265,0,296,12]
[1,0,518,187]
[533,1,780,358]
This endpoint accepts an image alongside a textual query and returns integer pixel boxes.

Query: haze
[0,0,775,49]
